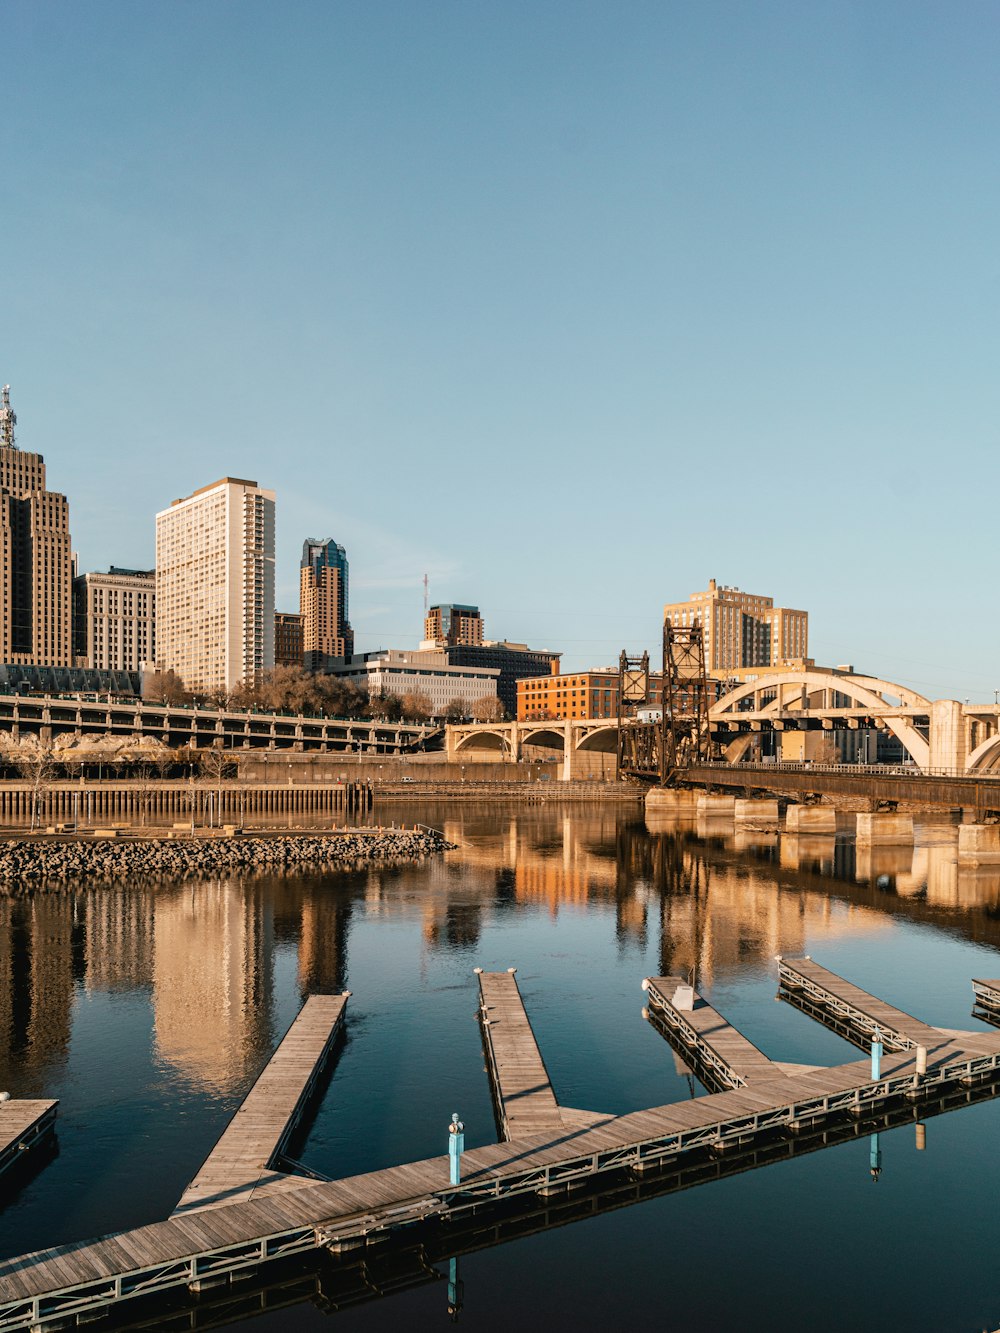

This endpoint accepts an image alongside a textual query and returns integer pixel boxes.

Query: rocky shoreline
[0,828,455,891]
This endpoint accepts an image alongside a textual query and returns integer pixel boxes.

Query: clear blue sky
[4,1,999,700]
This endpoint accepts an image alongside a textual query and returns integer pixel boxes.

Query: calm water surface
[2,801,1000,1332]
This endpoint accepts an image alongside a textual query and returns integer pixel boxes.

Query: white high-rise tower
[155,477,275,695]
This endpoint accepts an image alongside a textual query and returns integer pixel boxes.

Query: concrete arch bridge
[446,670,1000,777]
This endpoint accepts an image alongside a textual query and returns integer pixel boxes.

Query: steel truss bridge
[447,669,1000,777]
[0,694,440,755]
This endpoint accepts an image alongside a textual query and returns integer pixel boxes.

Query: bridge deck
[778,957,943,1051]
[174,994,348,1214]
[5,968,1000,1330]
[477,971,565,1139]
[644,977,777,1088]
[0,1101,57,1181]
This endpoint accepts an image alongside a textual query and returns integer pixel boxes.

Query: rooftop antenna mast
[0,386,16,449]
[423,573,429,618]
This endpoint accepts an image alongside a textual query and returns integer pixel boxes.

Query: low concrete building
[331,648,499,717]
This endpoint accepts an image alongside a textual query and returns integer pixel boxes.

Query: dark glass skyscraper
[300,538,353,669]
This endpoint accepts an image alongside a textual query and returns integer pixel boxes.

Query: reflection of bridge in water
[447,668,1000,775]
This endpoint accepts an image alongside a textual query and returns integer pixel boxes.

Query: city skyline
[4,4,999,699]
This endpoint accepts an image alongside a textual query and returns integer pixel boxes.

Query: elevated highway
[0,693,439,755]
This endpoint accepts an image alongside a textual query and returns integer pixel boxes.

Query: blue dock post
[447,1256,464,1318]
[869,1131,882,1181]
[448,1113,465,1187]
[871,1027,883,1080]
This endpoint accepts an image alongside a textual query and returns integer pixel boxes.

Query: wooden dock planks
[0,1100,57,1182]
[5,962,1000,1330]
[173,993,348,1215]
[477,970,565,1140]
[973,979,1000,1019]
[778,957,942,1050]
[645,977,777,1087]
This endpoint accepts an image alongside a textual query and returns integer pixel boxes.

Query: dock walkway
[174,993,349,1214]
[477,971,565,1139]
[0,1101,57,1183]
[973,979,1000,1021]
[644,977,777,1089]
[4,964,1000,1332]
[777,957,942,1051]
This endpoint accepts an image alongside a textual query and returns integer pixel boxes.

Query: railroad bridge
[446,670,1000,777]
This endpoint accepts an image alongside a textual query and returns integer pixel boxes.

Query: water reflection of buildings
[152,880,273,1093]
[0,897,78,1092]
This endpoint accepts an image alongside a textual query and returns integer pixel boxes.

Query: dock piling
[448,1114,464,1186]
[871,1029,884,1080]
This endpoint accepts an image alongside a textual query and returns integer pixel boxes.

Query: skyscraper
[424,603,483,647]
[0,385,73,666]
[663,579,809,680]
[155,477,275,694]
[300,538,353,670]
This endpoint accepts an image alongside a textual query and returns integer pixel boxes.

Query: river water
[2,800,1000,1332]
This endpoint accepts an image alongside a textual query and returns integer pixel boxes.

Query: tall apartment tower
[0,385,73,666]
[424,603,484,647]
[663,579,808,680]
[300,538,353,671]
[155,477,275,695]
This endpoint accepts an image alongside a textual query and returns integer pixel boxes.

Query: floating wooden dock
[777,956,944,1051]
[644,977,779,1090]
[477,970,566,1139]
[4,964,1000,1332]
[174,994,349,1215]
[972,978,1000,1021]
[0,1100,57,1184]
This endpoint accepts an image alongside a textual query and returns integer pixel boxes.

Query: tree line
[144,665,507,723]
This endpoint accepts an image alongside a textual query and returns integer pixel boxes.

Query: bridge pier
[696,794,735,816]
[958,825,1000,864]
[856,812,914,846]
[734,798,779,825]
[785,806,836,834]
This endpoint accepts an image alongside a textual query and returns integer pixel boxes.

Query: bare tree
[472,695,506,722]
[143,669,192,706]
[442,697,468,722]
[198,746,237,825]
[10,740,57,831]
[400,692,433,722]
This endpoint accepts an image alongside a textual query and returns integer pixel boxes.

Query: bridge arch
[518,726,568,751]
[710,670,931,770]
[451,727,512,755]
[575,724,619,754]
[968,733,1000,773]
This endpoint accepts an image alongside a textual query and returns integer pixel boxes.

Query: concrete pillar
[785,805,836,833]
[646,788,698,810]
[929,699,968,773]
[508,722,521,763]
[696,794,735,816]
[958,824,1000,864]
[561,736,574,782]
[734,798,779,824]
[856,813,914,846]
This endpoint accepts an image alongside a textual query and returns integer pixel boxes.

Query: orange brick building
[518,669,665,721]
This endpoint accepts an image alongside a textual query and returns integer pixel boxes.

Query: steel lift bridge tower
[617,620,713,784]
